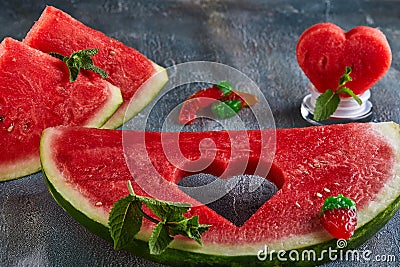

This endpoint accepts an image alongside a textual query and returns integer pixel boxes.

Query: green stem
[139,207,161,225]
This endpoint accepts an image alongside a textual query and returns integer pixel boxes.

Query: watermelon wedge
[40,122,400,266]
[0,38,122,182]
[24,6,168,129]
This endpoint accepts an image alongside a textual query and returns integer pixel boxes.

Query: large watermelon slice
[0,38,122,182]
[40,122,400,266]
[24,6,168,129]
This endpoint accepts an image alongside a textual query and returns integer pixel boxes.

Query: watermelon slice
[40,122,400,265]
[23,6,168,129]
[0,38,122,182]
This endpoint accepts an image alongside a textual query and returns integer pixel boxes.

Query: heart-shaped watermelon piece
[296,22,391,95]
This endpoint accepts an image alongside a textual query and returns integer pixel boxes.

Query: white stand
[300,86,373,125]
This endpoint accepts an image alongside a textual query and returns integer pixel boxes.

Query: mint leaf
[337,87,362,105]
[109,181,211,255]
[48,52,67,61]
[108,195,143,250]
[149,222,174,255]
[313,66,362,121]
[169,216,211,245]
[211,99,242,119]
[216,80,233,95]
[314,89,340,121]
[49,48,107,82]
[338,66,352,87]
[137,196,190,222]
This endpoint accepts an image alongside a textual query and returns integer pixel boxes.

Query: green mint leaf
[136,195,190,222]
[87,65,108,79]
[169,216,211,245]
[211,99,242,119]
[49,48,107,82]
[337,87,362,105]
[68,67,80,82]
[149,222,174,255]
[73,48,99,57]
[48,52,67,62]
[338,66,352,87]
[109,181,211,255]
[313,89,340,121]
[216,80,233,95]
[108,195,143,250]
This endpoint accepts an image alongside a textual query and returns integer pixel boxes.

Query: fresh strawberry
[178,81,258,124]
[319,194,357,240]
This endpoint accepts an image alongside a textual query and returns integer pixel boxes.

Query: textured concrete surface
[0,0,399,266]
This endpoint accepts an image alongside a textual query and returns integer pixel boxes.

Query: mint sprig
[216,80,233,95]
[108,181,211,255]
[314,67,362,121]
[49,48,108,82]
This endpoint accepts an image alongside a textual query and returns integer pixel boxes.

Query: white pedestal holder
[300,86,373,126]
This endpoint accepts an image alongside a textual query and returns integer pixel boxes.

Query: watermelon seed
[316,192,323,198]
[7,124,14,132]
[95,201,103,206]
[324,188,331,193]
[295,201,301,208]
[22,123,30,131]
[0,116,3,122]
[313,163,321,168]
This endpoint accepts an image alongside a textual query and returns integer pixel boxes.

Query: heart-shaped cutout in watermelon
[178,173,279,227]
[296,22,391,95]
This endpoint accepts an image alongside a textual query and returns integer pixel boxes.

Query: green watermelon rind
[0,82,122,182]
[40,122,400,266]
[101,62,168,129]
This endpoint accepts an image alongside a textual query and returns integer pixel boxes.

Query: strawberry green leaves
[108,181,211,255]
[320,194,357,240]
[49,48,107,82]
[321,194,357,213]
[314,67,362,121]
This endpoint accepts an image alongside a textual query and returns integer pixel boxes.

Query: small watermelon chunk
[40,122,400,266]
[24,6,168,129]
[0,38,122,181]
[296,23,392,95]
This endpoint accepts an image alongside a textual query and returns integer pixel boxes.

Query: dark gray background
[0,0,399,266]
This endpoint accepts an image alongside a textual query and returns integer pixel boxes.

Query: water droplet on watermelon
[178,173,278,227]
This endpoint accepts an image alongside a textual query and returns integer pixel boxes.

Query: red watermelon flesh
[296,23,391,96]
[0,38,122,181]
[24,6,168,129]
[41,122,400,256]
